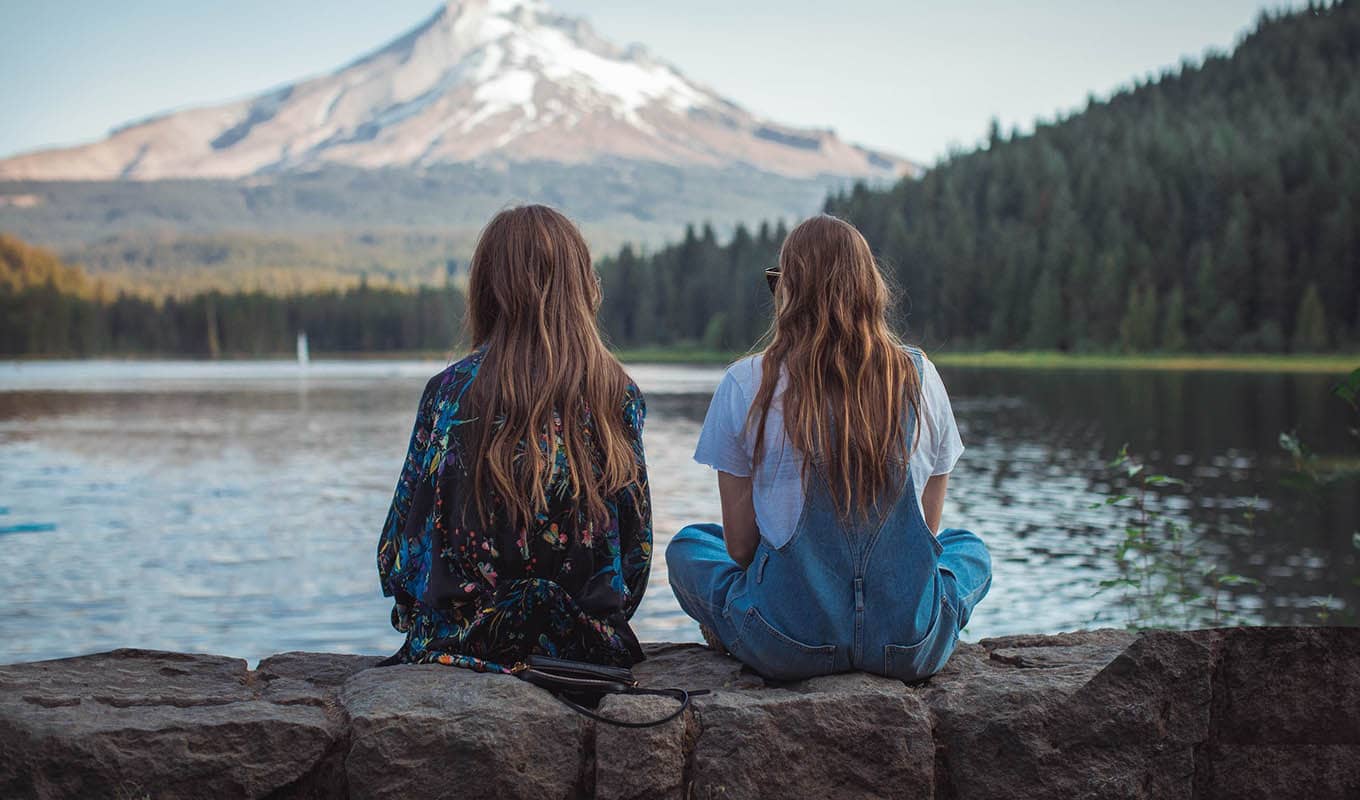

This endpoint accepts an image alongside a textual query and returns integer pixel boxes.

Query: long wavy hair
[749,214,923,519]
[464,205,638,530]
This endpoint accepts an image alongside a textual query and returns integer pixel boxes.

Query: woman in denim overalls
[667,215,992,682]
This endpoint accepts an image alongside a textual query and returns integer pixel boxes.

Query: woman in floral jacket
[377,205,652,672]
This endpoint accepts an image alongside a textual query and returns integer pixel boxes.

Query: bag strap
[548,685,710,729]
[379,650,707,728]
[513,661,709,728]
[517,666,635,694]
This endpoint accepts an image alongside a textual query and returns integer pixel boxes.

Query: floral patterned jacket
[377,349,652,672]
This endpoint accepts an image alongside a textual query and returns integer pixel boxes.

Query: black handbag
[512,655,708,728]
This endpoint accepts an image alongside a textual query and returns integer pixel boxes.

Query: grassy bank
[614,348,1358,374]
[927,351,1359,374]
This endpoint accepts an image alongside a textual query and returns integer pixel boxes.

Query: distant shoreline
[3,350,1356,374]
[618,349,1360,374]
[927,351,1359,374]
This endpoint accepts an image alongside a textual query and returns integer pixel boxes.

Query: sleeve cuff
[695,456,752,478]
[932,444,964,476]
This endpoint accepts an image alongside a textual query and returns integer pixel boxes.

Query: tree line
[598,221,787,352]
[597,1,1359,354]
[4,3,1358,357]
[1,235,464,357]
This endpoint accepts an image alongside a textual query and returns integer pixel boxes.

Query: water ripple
[0,359,1355,665]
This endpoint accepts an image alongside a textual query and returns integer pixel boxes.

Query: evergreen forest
[597,2,1359,354]
[0,235,464,357]
[3,2,1358,357]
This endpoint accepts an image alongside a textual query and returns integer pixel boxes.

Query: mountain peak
[443,0,547,17]
[0,1,913,181]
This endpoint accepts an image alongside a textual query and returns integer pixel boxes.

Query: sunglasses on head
[764,267,781,294]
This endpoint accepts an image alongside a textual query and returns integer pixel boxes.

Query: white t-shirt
[692,352,964,546]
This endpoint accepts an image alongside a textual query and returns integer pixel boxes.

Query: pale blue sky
[0,1,1305,166]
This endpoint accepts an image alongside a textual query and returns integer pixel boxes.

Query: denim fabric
[691,348,965,549]
[667,381,992,682]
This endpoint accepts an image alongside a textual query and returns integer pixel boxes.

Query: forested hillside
[0,161,852,294]
[0,237,463,357]
[5,3,1358,358]
[599,221,787,352]
[1,235,100,298]
[598,2,1360,353]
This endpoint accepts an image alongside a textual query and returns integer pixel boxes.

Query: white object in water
[296,332,310,366]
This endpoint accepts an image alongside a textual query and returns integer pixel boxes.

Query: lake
[0,359,1356,666]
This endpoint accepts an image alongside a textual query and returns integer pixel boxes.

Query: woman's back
[376,205,653,672]
[377,350,651,669]
[690,347,961,679]
[694,347,963,548]
[666,213,991,683]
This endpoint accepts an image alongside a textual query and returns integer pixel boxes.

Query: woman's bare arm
[717,471,760,568]
[921,473,950,533]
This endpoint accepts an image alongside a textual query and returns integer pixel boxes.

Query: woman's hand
[717,471,760,568]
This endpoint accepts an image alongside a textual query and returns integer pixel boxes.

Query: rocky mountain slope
[0,0,911,182]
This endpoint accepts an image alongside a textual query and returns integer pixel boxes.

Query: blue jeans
[667,497,991,681]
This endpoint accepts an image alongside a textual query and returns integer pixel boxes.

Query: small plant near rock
[1280,367,1360,491]
[1354,532,1360,589]
[1330,533,1360,626]
[1094,444,1257,630]
[1277,367,1360,624]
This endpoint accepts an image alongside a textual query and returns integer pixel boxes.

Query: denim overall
[667,365,992,682]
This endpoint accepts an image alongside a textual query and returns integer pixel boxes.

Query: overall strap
[800,346,926,537]
[904,345,925,451]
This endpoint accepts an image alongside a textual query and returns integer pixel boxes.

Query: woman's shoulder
[418,349,484,404]
[602,367,645,434]
[450,347,487,377]
[899,344,939,378]
[621,375,645,408]
[721,354,764,395]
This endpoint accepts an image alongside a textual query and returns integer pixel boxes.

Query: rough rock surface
[1,628,1356,799]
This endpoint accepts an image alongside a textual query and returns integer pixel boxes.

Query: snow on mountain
[0,0,912,181]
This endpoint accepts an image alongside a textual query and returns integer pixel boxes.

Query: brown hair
[465,205,638,530]
[749,214,923,518]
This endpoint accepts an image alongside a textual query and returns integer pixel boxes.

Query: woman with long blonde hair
[377,205,651,671]
[668,214,990,681]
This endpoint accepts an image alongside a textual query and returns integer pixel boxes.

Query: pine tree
[1190,243,1219,335]
[1217,195,1253,309]
[1160,285,1188,352]
[1025,269,1063,350]
[1089,250,1128,346]
[1291,282,1329,352]
[1203,303,1244,351]
[1120,284,1158,352]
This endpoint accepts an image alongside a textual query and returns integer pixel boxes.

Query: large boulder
[340,664,590,800]
[593,693,692,800]
[924,630,1211,799]
[0,628,1356,799]
[1193,627,1360,799]
[689,671,935,799]
[0,649,355,798]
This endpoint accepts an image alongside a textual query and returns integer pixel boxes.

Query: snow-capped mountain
[0,0,911,181]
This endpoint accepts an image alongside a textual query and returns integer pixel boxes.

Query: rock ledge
[1,627,1357,799]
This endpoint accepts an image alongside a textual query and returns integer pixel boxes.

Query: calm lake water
[0,359,1356,665]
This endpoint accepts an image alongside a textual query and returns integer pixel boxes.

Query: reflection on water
[0,360,1355,665]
